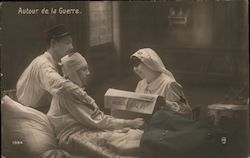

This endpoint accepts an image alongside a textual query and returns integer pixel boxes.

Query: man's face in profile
[53,36,74,58]
[76,64,90,88]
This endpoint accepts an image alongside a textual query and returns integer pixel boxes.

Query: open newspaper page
[104,88,159,114]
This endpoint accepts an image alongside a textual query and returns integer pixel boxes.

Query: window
[89,1,112,46]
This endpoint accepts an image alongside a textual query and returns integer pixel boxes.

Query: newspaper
[104,88,159,114]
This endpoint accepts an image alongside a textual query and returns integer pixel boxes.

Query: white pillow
[1,95,57,157]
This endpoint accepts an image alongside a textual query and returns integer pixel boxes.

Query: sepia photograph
[1,1,249,158]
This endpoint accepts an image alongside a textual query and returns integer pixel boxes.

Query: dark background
[1,1,249,114]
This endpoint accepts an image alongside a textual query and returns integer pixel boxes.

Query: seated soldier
[47,53,144,158]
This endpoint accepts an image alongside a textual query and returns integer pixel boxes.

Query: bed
[1,89,87,158]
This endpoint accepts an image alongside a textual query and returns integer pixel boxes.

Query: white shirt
[16,52,94,108]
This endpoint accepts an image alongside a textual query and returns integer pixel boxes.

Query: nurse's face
[76,64,90,87]
[133,62,154,80]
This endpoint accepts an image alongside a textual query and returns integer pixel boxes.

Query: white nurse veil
[131,48,175,80]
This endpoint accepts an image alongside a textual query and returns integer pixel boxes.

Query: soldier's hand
[129,118,144,129]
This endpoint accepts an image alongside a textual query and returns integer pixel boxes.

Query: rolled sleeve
[38,63,64,95]
[38,63,95,105]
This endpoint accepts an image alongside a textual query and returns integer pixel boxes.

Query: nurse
[130,48,192,117]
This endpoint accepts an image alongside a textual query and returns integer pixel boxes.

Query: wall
[1,1,248,92]
[119,1,248,86]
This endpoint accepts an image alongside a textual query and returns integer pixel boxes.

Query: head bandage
[131,48,175,80]
[60,52,88,85]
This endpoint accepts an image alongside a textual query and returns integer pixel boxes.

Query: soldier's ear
[64,75,69,79]
[50,39,56,48]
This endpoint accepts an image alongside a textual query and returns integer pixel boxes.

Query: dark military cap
[44,24,72,41]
